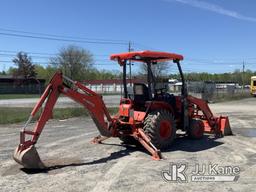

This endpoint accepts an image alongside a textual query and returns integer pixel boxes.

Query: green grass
[0,107,118,125]
[0,94,40,100]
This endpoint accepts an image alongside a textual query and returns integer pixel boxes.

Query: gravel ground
[0,98,256,192]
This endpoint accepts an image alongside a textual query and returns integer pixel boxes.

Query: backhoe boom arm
[14,72,114,168]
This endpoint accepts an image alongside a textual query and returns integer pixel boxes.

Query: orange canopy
[110,50,183,65]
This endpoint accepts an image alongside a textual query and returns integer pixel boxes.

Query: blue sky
[0,0,256,74]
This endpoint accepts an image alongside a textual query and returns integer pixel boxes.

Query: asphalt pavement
[0,95,121,108]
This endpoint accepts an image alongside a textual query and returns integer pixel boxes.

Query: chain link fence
[84,81,250,102]
[186,81,250,102]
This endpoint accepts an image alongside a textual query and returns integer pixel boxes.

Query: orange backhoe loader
[13,50,232,169]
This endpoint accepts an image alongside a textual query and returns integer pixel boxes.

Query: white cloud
[164,0,256,22]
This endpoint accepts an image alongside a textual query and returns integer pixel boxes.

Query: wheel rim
[159,120,172,139]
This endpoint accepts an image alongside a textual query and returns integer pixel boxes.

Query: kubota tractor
[13,50,232,169]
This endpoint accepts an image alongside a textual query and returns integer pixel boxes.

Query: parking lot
[0,97,256,192]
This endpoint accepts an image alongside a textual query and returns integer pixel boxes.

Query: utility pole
[242,61,245,93]
[128,41,132,85]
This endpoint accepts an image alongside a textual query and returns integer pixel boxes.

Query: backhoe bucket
[13,145,45,169]
[219,116,232,136]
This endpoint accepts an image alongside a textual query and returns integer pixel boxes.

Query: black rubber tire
[143,110,176,149]
[188,118,204,139]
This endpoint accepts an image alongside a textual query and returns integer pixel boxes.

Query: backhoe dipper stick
[13,73,63,169]
[31,84,52,117]
[30,73,63,143]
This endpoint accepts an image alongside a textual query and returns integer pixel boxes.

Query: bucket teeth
[224,126,232,136]
[13,145,45,169]
[221,117,233,136]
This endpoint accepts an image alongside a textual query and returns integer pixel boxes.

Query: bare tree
[50,45,94,80]
[140,61,170,78]
[12,52,37,78]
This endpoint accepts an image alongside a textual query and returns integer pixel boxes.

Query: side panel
[118,98,132,117]
[251,77,256,95]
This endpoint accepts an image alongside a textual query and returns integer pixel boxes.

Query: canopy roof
[110,50,183,65]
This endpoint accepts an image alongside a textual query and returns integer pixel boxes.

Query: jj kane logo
[162,163,240,182]
[162,163,188,183]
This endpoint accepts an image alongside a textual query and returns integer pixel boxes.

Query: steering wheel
[155,87,167,95]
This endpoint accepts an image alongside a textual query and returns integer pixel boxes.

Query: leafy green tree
[12,52,37,78]
[50,45,94,81]
[7,67,16,75]
[35,65,58,83]
[171,69,256,85]
[0,71,6,75]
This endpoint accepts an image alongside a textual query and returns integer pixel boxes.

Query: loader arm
[187,95,215,125]
[187,95,232,136]
[14,71,113,168]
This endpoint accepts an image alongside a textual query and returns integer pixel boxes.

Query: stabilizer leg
[133,128,162,160]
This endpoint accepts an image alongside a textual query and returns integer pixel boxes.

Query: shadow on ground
[20,146,135,174]
[166,134,224,152]
[20,134,224,174]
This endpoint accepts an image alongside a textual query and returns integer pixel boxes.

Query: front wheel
[143,110,176,149]
[187,118,204,139]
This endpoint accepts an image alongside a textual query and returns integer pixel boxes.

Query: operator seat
[133,83,150,106]
[154,88,177,112]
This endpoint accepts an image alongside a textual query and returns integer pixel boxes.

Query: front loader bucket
[13,145,45,169]
[219,116,232,136]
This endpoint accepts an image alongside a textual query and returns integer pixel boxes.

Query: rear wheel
[188,118,204,139]
[143,110,176,149]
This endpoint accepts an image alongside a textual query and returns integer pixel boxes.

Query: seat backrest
[133,83,150,104]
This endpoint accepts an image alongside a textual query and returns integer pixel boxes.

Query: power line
[133,41,256,64]
[0,60,49,65]
[0,56,113,63]
[0,49,56,56]
[0,27,128,44]
[0,47,255,72]
[0,32,128,45]
[0,50,110,58]
[0,60,118,66]
[0,53,111,61]
[1,56,255,69]
[132,42,159,51]
[184,59,256,66]
[0,53,50,59]
[1,48,256,64]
